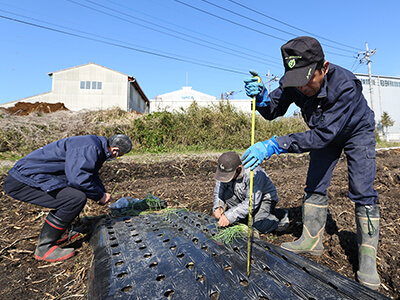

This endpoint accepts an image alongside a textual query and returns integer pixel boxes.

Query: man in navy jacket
[3,134,132,262]
[243,36,380,290]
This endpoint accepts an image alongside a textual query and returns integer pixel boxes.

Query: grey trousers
[225,196,285,233]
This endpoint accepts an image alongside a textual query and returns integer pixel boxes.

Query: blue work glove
[241,136,287,170]
[243,77,270,107]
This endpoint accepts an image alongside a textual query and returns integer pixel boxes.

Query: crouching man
[213,151,288,234]
[3,134,132,262]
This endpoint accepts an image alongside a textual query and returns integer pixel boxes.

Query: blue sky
[1,0,399,107]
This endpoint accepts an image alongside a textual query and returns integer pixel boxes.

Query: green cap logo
[288,59,296,69]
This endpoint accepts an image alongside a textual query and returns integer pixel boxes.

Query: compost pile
[0,149,399,299]
[0,101,68,115]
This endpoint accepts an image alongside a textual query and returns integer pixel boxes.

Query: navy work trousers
[3,175,87,223]
[305,118,379,206]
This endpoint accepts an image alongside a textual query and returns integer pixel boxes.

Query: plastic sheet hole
[177,253,184,259]
[108,231,115,234]
[156,274,166,281]
[131,233,139,237]
[107,226,113,229]
[111,243,119,248]
[115,261,124,266]
[144,253,152,258]
[192,237,198,244]
[240,279,248,287]
[135,239,142,243]
[263,266,270,273]
[186,262,194,270]
[224,265,232,271]
[178,228,183,231]
[163,238,170,243]
[153,228,159,232]
[149,262,158,268]
[201,244,208,250]
[164,289,174,297]
[158,233,164,237]
[109,237,116,241]
[170,245,177,250]
[285,282,292,287]
[210,291,219,300]
[139,245,147,250]
[113,252,121,256]
[197,274,205,282]
[118,272,128,278]
[203,228,209,233]
[121,286,132,292]
[233,247,240,253]
[183,216,188,220]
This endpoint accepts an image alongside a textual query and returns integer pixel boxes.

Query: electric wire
[104,0,281,63]
[67,0,280,67]
[226,0,363,52]
[0,13,249,76]
[173,0,357,58]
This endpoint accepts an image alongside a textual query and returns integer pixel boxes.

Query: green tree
[379,111,395,131]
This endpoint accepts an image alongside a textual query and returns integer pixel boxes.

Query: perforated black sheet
[87,210,389,299]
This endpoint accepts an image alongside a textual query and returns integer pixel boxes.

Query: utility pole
[357,43,376,111]
[267,69,279,92]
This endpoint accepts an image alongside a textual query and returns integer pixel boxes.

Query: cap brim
[214,169,236,183]
[282,63,317,88]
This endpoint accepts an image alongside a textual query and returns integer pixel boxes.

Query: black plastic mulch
[87,209,390,300]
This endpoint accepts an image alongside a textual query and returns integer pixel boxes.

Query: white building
[0,63,150,113]
[151,86,251,113]
[355,73,400,141]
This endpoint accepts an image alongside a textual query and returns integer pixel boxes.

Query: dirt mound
[1,101,68,115]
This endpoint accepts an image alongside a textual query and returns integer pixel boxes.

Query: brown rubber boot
[35,211,75,262]
[356,204,380,290]
[281,193,328,256]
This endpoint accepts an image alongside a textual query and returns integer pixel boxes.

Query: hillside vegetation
[0,102,308,157]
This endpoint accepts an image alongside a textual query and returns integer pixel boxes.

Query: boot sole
[35,250,75,262]
[280,246,323,256]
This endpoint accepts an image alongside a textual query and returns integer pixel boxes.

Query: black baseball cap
[214,151,242,183]
[281,36,325,88]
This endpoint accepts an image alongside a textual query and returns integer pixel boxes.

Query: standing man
[3,134,132,262]
[213,151,288,234]
[242,36,380,290]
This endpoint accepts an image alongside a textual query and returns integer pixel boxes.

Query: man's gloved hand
[244,77,270,107]
[241,136,287,170]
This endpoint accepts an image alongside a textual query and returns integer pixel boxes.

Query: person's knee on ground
[355,204,380,290]
[35,211,76,262]
[281,193,328,255]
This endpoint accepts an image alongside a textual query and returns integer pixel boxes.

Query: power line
[104,0,281,63]
[174,0,358,58]
[67,0,281,67]
[0,13,249,75]
[226,0,363,52]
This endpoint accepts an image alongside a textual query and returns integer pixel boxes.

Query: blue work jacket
[257,64,375,153]
[8,135,111,201]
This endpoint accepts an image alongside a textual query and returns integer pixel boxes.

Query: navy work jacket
[8,135,111,201]
[257,64,375,153]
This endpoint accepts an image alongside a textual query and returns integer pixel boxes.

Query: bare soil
[0,149,399,299]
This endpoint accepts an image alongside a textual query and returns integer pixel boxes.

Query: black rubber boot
[281,193,328,255]
[356,204,380,290]
[35,211,75,262]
